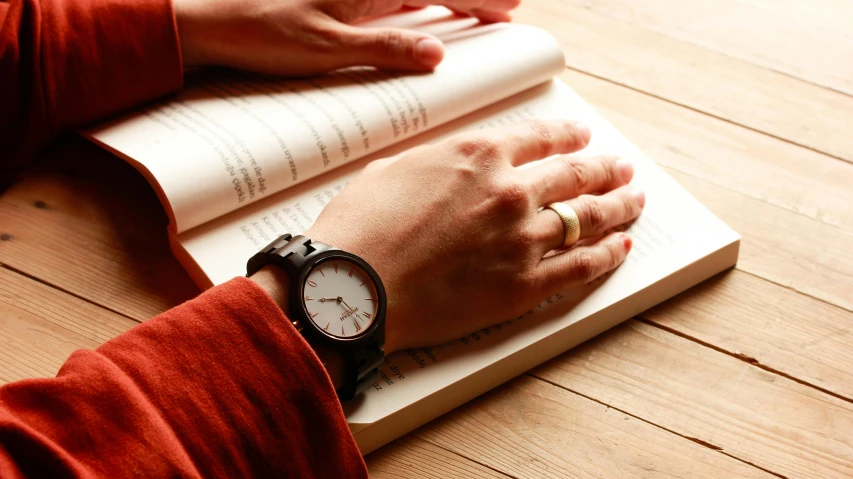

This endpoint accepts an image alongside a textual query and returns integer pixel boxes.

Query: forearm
[0,0,183,176]
[0,278,365,478]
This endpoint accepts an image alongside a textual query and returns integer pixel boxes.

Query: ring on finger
[544,202,581,249]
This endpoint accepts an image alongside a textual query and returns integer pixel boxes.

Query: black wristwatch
[247,234,386,400]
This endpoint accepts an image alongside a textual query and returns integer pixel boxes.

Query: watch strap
[338,346,385,400]
[247,234,332,278]
[247,234,385,401]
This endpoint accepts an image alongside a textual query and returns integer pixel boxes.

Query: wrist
[249,266,345,389]
[172,0,215,68]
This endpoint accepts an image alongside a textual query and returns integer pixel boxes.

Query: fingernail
[415,38,444,66]
[633,187,646,208]
[616,158,634,183]
[621,233,633,252]
[574,122,591,144]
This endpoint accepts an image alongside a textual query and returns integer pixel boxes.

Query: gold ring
[545,202,581,248]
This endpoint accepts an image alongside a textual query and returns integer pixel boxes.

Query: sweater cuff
[96,277,365,476]
[41,0,184,132]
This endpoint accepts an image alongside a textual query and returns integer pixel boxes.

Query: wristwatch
[247,234,386,400]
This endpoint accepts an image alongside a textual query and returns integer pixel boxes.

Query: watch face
[302,258,380,339]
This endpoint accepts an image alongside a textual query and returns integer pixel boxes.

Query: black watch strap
[338,346,385,400]
[246,234,331,278]
[247,234,385,401]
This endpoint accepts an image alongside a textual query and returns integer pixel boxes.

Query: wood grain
[0,267,138,385]
[552,70,853,311]
[642,269,853,401]
[672,168,853,312]
[553,0,853,96]
[516,1,853,163]
[0,137,199,321]
[558,69,853,233]
[415,374,777,479]
[532,320,853,479]
[367,437,511,478]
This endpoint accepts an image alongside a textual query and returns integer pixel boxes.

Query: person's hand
[173,0,521,76]
[306,120,645,353]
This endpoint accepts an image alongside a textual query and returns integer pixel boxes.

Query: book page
[84,7,565,233]
[174,78,739,429]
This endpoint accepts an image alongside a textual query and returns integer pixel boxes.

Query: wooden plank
[532,320,853,479]
[367,436,510,478]
[642,269,853,401]
[547,0,853,96]
[553,70,853,311]
[673,167,853,312]
[0,137,199,321]
[415,375,777,479]
[0,267,138,385]
[514,2,853,163]
[558,68,853,232]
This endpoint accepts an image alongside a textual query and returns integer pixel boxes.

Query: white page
[174,79,739,430]
[85,8,565,233]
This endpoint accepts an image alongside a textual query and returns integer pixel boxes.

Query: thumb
[336,26,445,71]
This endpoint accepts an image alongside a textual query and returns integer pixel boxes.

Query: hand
[173,0,522,76]
[307,120,646,353]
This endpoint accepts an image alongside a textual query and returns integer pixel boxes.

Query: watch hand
[338,297,368,322]
[339,297,354,311]
[318,297,339,303]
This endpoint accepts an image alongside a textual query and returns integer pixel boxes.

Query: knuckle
[564,157,589,190]
[513,226,539,251]
[375,29,409,57]
[525,119,553,157]
[454,135,503,161]
[580,198,605,231]
[307,22,345,51]
[606,241,623,268]
[570,250,598,282]
[492,179,531,213]
[602,156,618,185]
[621,191,637,218]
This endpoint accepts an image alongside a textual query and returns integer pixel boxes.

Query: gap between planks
[415,439,518,479]
[513,0,853,165]
[367,436,515,478]
[527,373,790,479]
[636,315,853,406]
[665,165,853,314]
[0,263,143,326]
[555,0,853,97]
[561,65,852,166]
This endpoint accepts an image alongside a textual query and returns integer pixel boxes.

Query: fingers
[448,119,592,167]
[533,184,645,253]
[534,232,633,295]
[313,0,521,72]
[526,155,634,205]
[403,0,521,22]
[334,24,446,70]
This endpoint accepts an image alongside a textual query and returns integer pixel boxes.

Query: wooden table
[2,0,852,477]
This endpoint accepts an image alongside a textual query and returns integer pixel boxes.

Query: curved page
[85,8,564,233]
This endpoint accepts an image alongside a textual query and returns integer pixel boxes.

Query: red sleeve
[0,277,367,478]
[0,0,183,180]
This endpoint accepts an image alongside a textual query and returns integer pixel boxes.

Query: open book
[85,7,740,454]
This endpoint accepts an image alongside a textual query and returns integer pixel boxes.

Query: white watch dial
[302,259,379,339]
